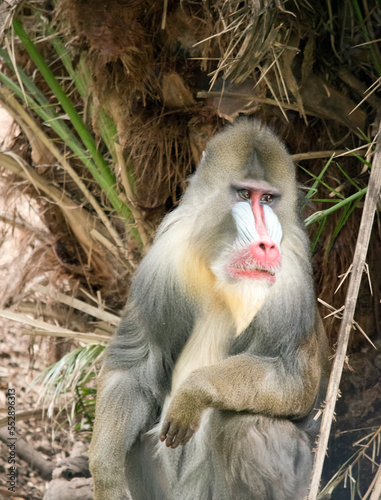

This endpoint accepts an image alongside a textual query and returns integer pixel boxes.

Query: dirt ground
[0,323,90,500]
[0,107,89,499]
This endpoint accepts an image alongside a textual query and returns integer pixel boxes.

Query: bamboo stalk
[308,123,381,498]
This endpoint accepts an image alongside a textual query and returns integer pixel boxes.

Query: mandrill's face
[215,181,283,286]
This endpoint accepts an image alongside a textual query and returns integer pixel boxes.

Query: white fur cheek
[263,205,283,248]
[232,202,259,247]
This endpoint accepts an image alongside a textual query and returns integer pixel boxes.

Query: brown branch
[369,463,381,500]
[0,427,54,480]
[0,408,62,428]
[0,308,111,343]
[308,124,381,498]
[33,283,120,326]
[0,211,49,239]
[115,141,150,247]
[292,149,366,162]
[197,90,302,111]
[0,485,14,497]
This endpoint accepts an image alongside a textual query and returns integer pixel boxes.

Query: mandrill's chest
[170,232,273,394]
[170,285,268,396]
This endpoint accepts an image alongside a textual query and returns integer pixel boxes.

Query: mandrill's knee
[90,452,130,500]
[211,412,312,500]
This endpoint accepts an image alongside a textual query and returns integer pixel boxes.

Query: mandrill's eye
[260,193,274,204]
[238,189,251,201]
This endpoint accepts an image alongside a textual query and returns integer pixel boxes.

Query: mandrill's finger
[170,435,181,449]
[181,428,195,445]
[163,422,179,448]
[170,426,188,449]
[159,421,170,442]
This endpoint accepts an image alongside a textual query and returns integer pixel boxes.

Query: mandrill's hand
[159,388,206,449]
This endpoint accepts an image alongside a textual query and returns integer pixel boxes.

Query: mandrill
[89,119,330,500]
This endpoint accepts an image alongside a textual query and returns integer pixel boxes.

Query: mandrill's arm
[160,329,323,449]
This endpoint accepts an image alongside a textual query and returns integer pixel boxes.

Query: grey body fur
[89,120,330,500]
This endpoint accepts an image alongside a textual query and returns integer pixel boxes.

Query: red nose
[249,237,280,267]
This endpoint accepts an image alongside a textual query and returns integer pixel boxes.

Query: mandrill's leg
[89,367,159,500]
[209,411,312,500]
